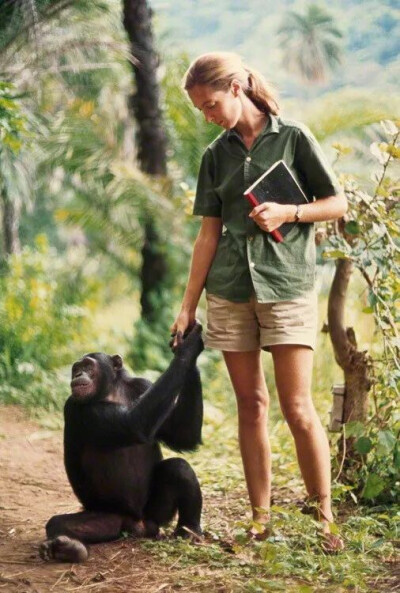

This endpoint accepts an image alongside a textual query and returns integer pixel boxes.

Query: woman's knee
[237,391,269,425]
[281,399,317,434]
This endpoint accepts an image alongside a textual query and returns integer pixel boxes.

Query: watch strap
[294,204,303,222]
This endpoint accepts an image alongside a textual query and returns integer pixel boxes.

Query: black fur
[40,323,204,562]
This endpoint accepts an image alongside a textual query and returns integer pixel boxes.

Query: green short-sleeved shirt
[193,114,341,303]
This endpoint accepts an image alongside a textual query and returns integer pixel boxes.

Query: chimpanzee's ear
[111,355,123,370]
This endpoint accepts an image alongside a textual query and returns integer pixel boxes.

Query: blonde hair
[183,52,279,115]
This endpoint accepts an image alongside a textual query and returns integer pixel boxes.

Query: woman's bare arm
[250,193,348,232]
[171,216,222,342]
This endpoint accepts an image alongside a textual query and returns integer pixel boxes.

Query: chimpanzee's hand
[169,318,197,351]
[172,320,204,366]
[170,310,196,350]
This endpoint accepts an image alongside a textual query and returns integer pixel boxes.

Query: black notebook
[243,160,308,241]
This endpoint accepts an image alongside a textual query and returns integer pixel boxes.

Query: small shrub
[0,235,100,406]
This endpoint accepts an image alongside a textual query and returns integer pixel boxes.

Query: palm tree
[122,0,169,328]
[278,4,343,84]
[0,0,127,256]
[0,83,32,256]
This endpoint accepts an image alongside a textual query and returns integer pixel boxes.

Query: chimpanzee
[39,322,204,563]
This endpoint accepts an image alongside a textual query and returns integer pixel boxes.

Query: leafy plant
[324,120,399,502]
[0,234,99,375]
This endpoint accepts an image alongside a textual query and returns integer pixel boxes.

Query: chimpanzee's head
[70,353,123,402]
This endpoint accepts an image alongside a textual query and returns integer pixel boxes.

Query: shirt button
[246,156,252,162]
[250,262,255,268]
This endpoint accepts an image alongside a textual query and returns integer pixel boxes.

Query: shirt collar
[227,113,280,141]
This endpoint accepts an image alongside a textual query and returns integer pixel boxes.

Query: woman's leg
[223,350,271,524]
[270,344,340,541]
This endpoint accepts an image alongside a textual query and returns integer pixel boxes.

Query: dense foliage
[0,235,99,409]
[325,122,400,502]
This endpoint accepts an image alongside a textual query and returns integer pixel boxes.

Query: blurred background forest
[0,0,399,589]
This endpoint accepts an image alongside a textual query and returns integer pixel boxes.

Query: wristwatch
[294,204,303,222]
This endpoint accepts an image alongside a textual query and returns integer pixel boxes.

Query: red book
[244,160,308,243]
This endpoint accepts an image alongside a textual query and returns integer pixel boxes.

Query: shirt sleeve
[294,125,342,199]
[192,148,222,217]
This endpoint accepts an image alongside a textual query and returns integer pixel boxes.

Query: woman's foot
[302,497,344,552]
[247,512,271,541]
[317,504,344,553]
[321,520,344,553]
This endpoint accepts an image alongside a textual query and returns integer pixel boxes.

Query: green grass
[149,387,399,592]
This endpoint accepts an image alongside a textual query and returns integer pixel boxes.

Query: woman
[171,52,347,551]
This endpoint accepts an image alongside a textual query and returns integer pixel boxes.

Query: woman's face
[188,83,242,130]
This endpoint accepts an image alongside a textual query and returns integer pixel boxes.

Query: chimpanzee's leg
[40,511,153,562]
[145,458,202,538]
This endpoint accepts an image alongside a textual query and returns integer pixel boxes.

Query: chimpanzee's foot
[39,536,88,563]
[173,523,203,541]
[120,518,160,539]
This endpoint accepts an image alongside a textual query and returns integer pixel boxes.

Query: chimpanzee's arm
[156,365,203,451]
[67,324,203,448]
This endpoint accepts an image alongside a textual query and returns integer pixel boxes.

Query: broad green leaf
[377,430,397,454]
[345,220,360,235]
[345,421,365,438]
[355,436,373,454]
[362,473,385,499]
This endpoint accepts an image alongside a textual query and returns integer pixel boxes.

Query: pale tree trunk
[122,0,169,324]
[328,258,371,432]
[1,185,21,256]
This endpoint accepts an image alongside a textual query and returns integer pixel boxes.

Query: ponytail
[183,52,279,115]
[246,68,279,115]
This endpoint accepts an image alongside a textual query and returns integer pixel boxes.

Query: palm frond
[277,3,343,84]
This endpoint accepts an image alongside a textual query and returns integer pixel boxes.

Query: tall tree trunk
[328,258,371,430]
[122,0,169,324]
[1,185,21,256]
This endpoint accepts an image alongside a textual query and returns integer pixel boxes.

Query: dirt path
[0,405,217,593]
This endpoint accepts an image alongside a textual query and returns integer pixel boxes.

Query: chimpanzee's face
[70,356,100,401]
[70,354,123,402]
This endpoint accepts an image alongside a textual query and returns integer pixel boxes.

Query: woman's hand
[249,202,291,233]
[170,309,197,350]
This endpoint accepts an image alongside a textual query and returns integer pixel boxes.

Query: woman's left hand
[249,202,290,233]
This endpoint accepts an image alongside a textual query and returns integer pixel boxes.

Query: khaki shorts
[205,291,318,352]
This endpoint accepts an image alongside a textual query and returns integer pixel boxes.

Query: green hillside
[150,0,399,98]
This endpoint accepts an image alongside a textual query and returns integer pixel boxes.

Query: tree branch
[328,257,354,369]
